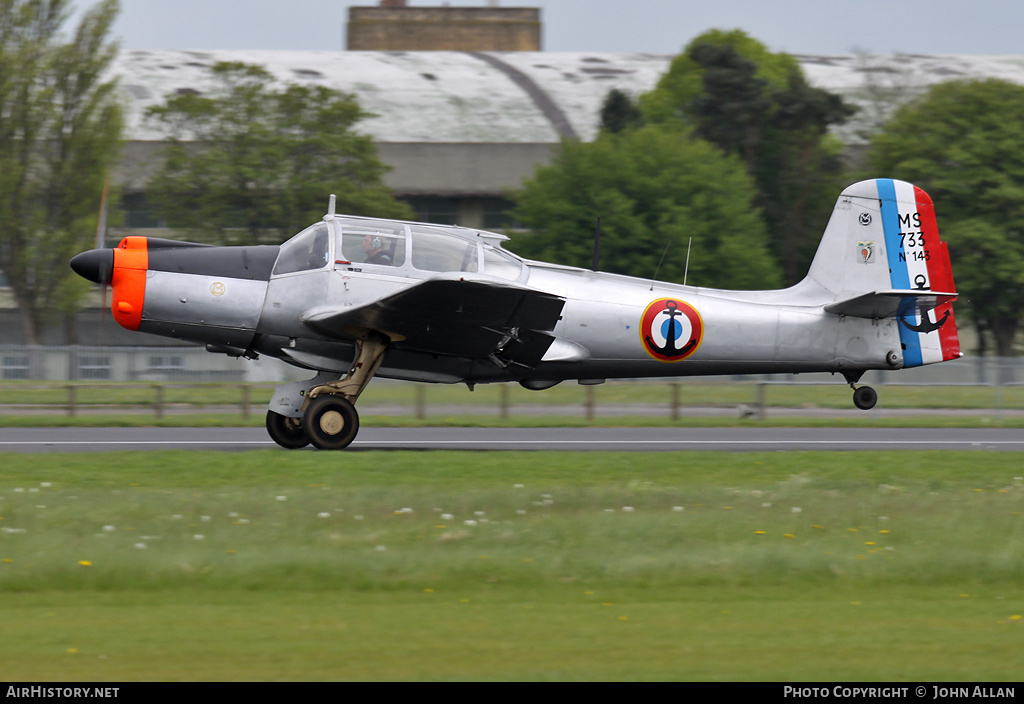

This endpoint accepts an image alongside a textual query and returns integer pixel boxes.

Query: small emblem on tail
[857,241,875,264]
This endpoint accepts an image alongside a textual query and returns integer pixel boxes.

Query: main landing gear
[844,372,877,411]
[265,330,389,450]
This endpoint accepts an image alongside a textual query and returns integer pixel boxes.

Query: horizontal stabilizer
[825,290,957,319]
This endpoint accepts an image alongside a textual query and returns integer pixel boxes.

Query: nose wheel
[852,385,877,410]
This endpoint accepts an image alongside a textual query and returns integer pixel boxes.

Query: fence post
[756,382,766,421]
[67,384,76,418]
[153,383,163,420]
[241,383,251,420]
[585,385,595,421]
[499,384,510,420]
[670,383,680,421]
[415,384,426,420]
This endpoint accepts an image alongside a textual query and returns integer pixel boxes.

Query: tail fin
[806,178,961,367]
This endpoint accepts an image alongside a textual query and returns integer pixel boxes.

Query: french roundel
[640,298,703,362]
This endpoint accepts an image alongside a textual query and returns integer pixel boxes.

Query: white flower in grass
[441,513,453,520]
[318,512,330,518]
[102,525,116,532]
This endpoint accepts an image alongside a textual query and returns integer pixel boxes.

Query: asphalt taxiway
[1,427,1022,452]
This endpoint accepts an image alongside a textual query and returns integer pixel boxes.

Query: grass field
[1,450,1022,681]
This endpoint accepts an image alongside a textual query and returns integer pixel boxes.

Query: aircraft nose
[70,248,114,285]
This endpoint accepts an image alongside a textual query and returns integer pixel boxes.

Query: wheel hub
[319,410,346,435]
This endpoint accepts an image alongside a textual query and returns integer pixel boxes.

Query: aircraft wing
[301,275,565,368]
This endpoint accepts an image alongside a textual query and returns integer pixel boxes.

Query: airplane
[70,178,961,450]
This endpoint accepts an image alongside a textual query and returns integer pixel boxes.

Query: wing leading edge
[301,275,565,368]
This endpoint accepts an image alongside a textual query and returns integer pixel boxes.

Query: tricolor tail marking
[877,179,960,367]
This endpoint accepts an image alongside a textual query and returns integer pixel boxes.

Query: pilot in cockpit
[363,235,393,266]
[308,228,329,269]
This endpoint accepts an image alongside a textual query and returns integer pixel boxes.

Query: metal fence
[0,345,304,383]
[1,346,1022,419]
[3,344,1021,385]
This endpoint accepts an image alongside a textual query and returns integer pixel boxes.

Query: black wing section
[302,276,565,368]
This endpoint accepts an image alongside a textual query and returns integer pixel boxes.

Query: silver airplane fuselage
[70,179,961,449]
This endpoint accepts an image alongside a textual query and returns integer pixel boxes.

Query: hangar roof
[113,50,1024,145]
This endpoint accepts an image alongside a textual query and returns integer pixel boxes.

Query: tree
[867,79,1024,357]
[510,126,781,291]
[146,62,411,245]
[0,0,123,346]
[598,88,642,134]
[640,30,856,285]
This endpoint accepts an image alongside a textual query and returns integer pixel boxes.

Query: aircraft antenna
[683,237,692,287]
[327,194,336,219]
[649,243,671,291]
[591,216,601,271]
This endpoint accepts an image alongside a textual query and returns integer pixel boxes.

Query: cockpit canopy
[273,217,524,281]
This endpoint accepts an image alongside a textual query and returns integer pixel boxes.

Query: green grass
[1,450,1022,680]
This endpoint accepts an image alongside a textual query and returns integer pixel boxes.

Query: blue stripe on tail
[877,178,923,367]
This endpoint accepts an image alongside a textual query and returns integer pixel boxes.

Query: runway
[1,427,1023,452]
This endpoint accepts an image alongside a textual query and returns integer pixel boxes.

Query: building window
[121,192,163,229]
[481,197,520,230]
[400,196,460,225]
[2,356,29,380]
[148,355,184,374]
[78,356,111,380]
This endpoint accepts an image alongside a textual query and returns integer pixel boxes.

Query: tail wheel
[852,385,878,410]
[266,410,309,449]
[304,395,360,450]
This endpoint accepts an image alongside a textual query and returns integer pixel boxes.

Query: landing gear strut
[843,371,877,411]
[265,329,389,450]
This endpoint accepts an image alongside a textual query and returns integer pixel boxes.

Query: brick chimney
[347,4,541,51]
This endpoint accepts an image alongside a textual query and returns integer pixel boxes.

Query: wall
[347,6,541,52]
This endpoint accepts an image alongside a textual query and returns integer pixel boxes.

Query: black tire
[266,410,310,449]
[303,395,360,450]
[852,385,878,411]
